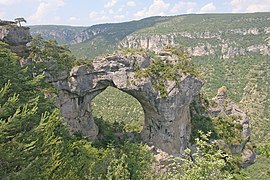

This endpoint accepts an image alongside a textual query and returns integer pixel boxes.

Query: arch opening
[92,86,145,137]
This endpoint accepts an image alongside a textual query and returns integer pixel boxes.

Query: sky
[1,0,270,26]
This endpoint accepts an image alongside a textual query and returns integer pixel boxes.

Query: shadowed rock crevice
[54,52,203,155]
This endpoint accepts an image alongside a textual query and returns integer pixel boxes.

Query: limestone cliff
[119,26,270,59]
[0,21,32,57]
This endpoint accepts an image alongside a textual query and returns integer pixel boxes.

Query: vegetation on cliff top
[128,47,199,97]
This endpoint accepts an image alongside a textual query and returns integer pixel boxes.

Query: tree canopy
[14,17,27,27]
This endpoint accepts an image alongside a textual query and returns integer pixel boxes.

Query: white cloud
[88,10,127,24]
[200,2,216,13]
[246,3,270,12]
[28,0,65,24]
[118,7,123,12]
[230,0,270,12]
[109,9,114,14]
[89,11,109,22]
[0,0,20,6]
[134,0,170,18]
[127,1,136,7]
[230,0,248,12]
[114,14,125,20]
[104,0,118,8]
[170,1,197,14]
[69,16,80,22]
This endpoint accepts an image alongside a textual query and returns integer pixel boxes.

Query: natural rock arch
[54,52,203,155]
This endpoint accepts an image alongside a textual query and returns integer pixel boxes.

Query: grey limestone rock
[54,52,203,155]
[0,23,32,57]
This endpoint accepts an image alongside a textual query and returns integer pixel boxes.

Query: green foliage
[102,142,154,180]
[72,58,94,69]
[29,34,75,76]
[243,156,270,180]
[4,12,270,178]
[14,17,27,27]
[135,12,270,35]
[257,139,270,158]
[190,113,217,143]
[190,98,245,173]
[70,35,117,59]
[0,41,53,113]
[134,47,199,97]
[161,131,234,180]
[67,16,169,58]
[0,94,153,179]
[213,115,243,144]
[243,140,270,180]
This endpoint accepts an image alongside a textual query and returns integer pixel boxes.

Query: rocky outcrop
[72,25,107,44]
[119,35,175,52]
[119,26,270,59]
[209,86,256,167]
[187,43,215,57]
[0,22,32,56]
[53,51,203,155]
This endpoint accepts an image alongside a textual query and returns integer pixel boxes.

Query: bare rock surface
[54,52,203,155]
[0,22,32,56]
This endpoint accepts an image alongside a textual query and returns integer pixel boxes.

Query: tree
[161,131,235,180]
[14,17,27,27]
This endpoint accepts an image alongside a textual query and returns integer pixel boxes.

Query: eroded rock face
[54,52,203,155]
[119,26,270,59]
[0,23,32,57]
[209,86,256,167]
